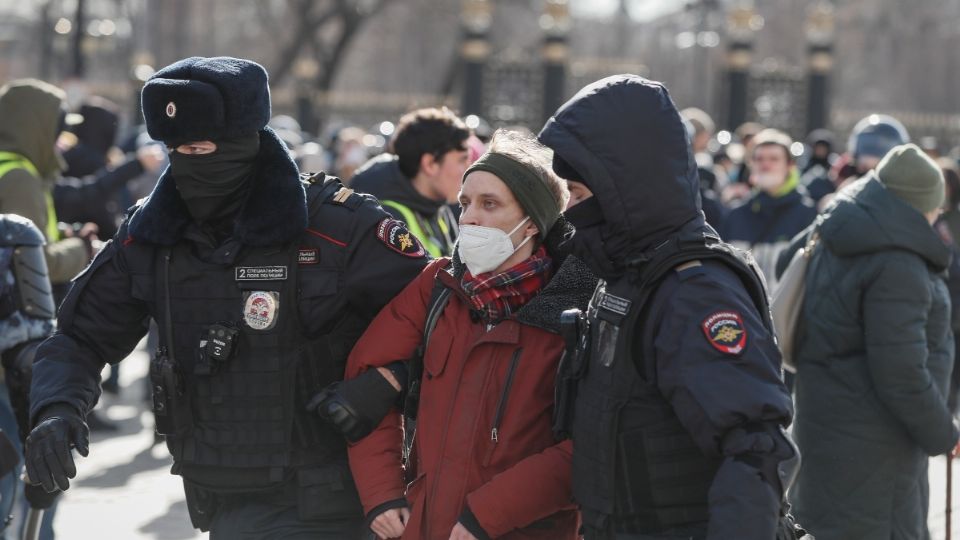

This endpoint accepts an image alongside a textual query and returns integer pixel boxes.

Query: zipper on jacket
[163,251,176,366]
[490,348,522,442]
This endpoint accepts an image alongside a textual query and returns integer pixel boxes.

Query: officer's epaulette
[331,186,358,205]
[302,171,365,212]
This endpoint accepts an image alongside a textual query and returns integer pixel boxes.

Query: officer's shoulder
[109,199,145,249]
[658,259,746,303]
[301,172,407,252]
[107,198,162,260]
[302,172,381,216]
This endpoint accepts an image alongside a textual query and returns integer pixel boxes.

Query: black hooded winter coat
[539,75,794,539]
[789,175,958,540]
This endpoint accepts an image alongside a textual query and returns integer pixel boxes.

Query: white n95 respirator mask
[457,217,532,275]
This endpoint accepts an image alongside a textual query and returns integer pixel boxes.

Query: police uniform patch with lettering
[598,292,632,316]
[243,291,279,331]
[376,218,426,258]
[235,266,288,281]
[701,310,747,355]
[298,249,318,265]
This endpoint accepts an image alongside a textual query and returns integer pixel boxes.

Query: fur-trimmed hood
[128,127,306,246]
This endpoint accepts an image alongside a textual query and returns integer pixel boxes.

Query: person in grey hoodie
[784,143,960,539]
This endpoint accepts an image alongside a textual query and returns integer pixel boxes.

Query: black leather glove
[23,482,61,509]
[24,404,89,493]
[306,368,400,442]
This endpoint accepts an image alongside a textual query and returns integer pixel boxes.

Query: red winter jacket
[346,255,595,539]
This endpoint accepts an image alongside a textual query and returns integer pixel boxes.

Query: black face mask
[169,134,260,223]
[564,196,622,280]
[564,195,605,229]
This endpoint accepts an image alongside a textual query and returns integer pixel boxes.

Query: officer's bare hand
[136,144,167,173]
[370,507,410,539]
[24,404,89,493]
[448,523,479,540]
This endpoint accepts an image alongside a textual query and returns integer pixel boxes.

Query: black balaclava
[564,194,621,280]
[553,154,622,280]
[168,134,260,224]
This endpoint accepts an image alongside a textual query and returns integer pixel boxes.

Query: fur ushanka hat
[141,56,271,146]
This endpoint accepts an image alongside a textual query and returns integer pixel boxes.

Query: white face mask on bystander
[457,217,531,275]
[752,172,784,192]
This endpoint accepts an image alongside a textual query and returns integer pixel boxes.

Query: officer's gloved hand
[23,482,61,509]
[306,368,402,442]
[24,404,89,493]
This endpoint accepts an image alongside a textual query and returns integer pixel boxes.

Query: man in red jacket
[342,130,595,539]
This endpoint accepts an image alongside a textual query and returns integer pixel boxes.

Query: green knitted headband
[463,152,560,240]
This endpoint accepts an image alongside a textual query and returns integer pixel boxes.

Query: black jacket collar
[350,154,445,216]
[128,127,307,246]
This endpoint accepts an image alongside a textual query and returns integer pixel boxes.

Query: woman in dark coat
[788,144,959,539]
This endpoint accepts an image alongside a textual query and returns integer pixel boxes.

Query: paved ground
[39,340,202,540]
[26,340,960,539]
[930,452,958,540]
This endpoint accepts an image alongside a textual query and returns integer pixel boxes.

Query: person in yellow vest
[0,80,91,286]
[350,107,470,257]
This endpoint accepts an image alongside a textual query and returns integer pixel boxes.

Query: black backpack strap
[404,279,452,420]
[402,262,453,470]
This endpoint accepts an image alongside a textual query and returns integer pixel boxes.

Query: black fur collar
[128,127,307,246]
[514,254,596,333]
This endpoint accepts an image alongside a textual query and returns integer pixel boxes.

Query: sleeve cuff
[458,505,492,540]
[364,498,408,529]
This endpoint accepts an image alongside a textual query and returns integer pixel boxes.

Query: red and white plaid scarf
[461,246,553,323]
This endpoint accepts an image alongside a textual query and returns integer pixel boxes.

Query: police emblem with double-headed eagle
[701,310,748,355]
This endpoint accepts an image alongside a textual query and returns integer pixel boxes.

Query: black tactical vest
[571,233,771,537]
[128,179,362,493]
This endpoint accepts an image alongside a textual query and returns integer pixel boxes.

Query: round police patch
[165,101,177,118]
[701,310,747,355]
[376,218,426,258]
[243,291,279,331]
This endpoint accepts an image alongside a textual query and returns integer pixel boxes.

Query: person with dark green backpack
[0,80,92,288]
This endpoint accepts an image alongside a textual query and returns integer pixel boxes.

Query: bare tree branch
[268,0,341,85]
[312,0,394,91]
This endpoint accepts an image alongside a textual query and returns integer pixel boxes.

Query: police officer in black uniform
[0,214,60,519]
[540,75,801,539]
[22,57,429,539]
